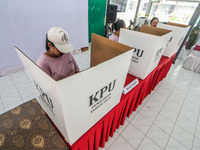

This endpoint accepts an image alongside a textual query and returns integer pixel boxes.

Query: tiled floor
[1,49,200,150]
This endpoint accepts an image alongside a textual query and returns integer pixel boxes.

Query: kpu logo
[89,80,116,107]
[33,80,55,115]
[133,48,144,57]
[132,48,144,63]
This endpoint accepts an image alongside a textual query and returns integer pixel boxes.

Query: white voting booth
[15,34,133,145]
[157,22,190,57]
[119,25,172,79]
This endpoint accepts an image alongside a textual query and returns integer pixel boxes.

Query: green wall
[88,0,107,42]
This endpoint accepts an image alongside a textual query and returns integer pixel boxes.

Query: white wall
[0,0,88,76]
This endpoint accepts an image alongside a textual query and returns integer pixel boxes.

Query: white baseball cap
[47,27,74,53]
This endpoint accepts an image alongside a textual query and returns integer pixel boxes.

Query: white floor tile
[162,78,177,87]
[198,113,200,125]
[0,79,15,90]
[0,85,18,98]
[108,135,135,150]
[18,86,35,99]
[145,99,164,113]
[192,137,200,150]
[164,100,182,113]
[170,88,188,99]
[14,80,32,91]
[178,77,193,85]
[160,106,179,123]
[4,100,24,112]
[137,136,163,150]
[0,75,12,83]
[146,124,170,149]
[188,87,200,99]
[195,122,200,140]
[156,87,172,98]
[175,81,191,91]
[1,92,22,107]
[179,108,199,123]
[186,91,200,100]
[185,94,200,106]
[23,94,36,102]
[154,114,174,135]
[148,92,168,105]
[176,115,196,135]
[166,136,190,150]
[138,105,158,123]
[171,125,194,149]
[131,113,153,134]
[121,123,145,149]
[191,80,200,87]
[158,82,175,92]
[167,93,185,106]
[167,73,182,82]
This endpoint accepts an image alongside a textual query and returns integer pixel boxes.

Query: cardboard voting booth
[157,22,190,57]
[15,34,133,145]
[119,25,172,79]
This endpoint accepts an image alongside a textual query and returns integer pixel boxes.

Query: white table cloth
[182,54,200,73]
[182,38,200,73]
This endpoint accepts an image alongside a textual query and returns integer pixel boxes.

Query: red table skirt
[194,45,200,52]
[70,54,175,150]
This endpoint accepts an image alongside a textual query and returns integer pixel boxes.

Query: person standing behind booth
[37,27,80,81]
[150,17,159,27]
[109,19,126,42]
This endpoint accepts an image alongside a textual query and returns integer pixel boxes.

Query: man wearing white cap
[37,27,80,81]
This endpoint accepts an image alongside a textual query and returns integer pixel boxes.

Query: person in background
[150,17,159,27]
[186,27,200,50]
[109,19,126,42]
[37,27,79,81]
